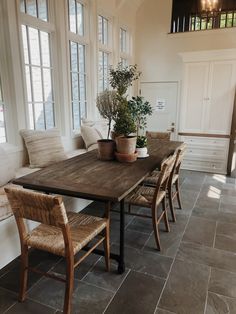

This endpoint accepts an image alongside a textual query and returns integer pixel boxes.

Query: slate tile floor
[1,170,236,313]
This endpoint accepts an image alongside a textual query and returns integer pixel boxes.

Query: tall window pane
[98,15,108,45]
[70,41,87,130]
[20,0,48,21]
[69,0,84,36]
[98,15,110,92]
[22,25,55,130]
[0,77,6,143]
[120,28,127,53]
[68,0,87,131]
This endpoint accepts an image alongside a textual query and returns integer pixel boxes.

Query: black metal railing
[171,10,236,33]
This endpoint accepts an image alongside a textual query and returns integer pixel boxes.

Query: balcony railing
[171,10,236,33]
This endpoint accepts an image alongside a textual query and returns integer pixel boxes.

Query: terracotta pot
[115,151,138,163]
[97,139,115,161]
[115,136,137,154]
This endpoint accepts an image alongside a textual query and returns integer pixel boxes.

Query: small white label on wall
[155,98,166,112]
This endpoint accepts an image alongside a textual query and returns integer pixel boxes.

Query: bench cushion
[20,128,67,168]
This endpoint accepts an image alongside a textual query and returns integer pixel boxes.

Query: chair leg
[152,207,161,251]
[19,245,29,302]
[175,179,182,209]
[162,198,170,233]
[103,224,110,272]
[63,257,74,314]
[168,184,176,222]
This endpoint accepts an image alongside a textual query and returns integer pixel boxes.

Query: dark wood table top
[13,140,183,202]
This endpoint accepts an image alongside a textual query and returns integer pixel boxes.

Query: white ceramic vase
[136,147,148,158]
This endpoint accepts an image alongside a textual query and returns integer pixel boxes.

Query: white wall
[135,0,236,83]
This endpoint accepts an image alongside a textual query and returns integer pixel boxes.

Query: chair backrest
[174,144,186,175]
[160,154,176,187]
[4,187,68,227]
[146,131,171,141]
[152,154,176,206]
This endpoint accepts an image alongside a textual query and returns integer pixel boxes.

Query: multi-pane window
[20,0,48,21]
[119,27,129,68]
[0,77,6,143]
[98,15,111,92]
[120,28,128,54]
[20,0,55,130]
[68,0,87,130]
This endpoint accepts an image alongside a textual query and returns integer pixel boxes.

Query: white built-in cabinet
[179,49,236,174]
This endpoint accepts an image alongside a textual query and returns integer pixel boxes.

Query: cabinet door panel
[205,61,236,134]
[181,63,209,132]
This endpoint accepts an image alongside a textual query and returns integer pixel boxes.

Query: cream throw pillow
[81,126,102,149]
[20,128,67,168]
[0,147,15,186]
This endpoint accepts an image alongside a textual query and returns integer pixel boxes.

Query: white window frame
[67,0,90,134]
[97,13,113,92]
[0,75,7,143]
[18,0,59,130]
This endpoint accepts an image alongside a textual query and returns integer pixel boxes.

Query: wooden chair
[146,131,171,141]
[4,187,110,314]
[125,154,176,250]
[144,144,186,222]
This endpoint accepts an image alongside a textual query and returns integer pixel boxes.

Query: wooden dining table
[13,139,184,273]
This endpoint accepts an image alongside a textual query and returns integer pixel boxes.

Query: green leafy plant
[113,99,136,137]
[109,63,141,97]
[128,96,153,136]
[136,135,147,148]
[96,89,119,139]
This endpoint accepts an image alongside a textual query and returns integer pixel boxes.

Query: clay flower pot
[115,136,137,154]
[97,139,116,161]
[115,151,138,163]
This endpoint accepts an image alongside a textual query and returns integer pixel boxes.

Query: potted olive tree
[128,96,153,158]
[96,89,118,160]
[109,63,141,159]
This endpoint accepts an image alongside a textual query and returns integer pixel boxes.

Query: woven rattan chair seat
[27,212,107,256]
[125,185,165,207]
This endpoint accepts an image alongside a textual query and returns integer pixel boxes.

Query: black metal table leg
[117,199,125,274]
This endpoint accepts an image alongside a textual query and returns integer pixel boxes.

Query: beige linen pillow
[20,128,67,168]
[81,125,102,149]
[0,147,15,186]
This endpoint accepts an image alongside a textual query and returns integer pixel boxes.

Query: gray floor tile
[182,216,216,247]
[126,216,153,234]
[192,207,236,224]
[206,292,236,314]
[82,260,129,292]
[214,222,236,253]
[5,299,55,314]
[195,197,220,211]
[159,259,210,314]
[112,244,173,279]
[51,252,100,280]
[113,229,150,250]
[105,270,165,314]
[144,214,189,258]
[176,190,199,210]
[177,242,236,273]
[28,277,113,313]
[209,268,236,299]
[0,288,17,313]
[0,260,42,293]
